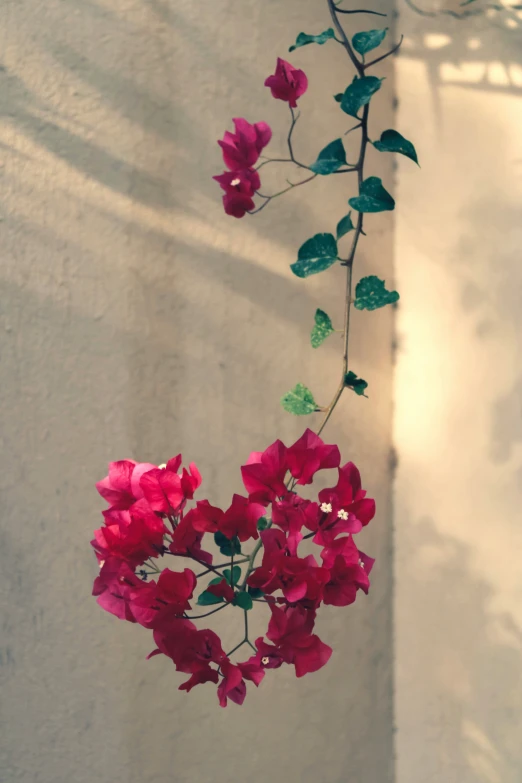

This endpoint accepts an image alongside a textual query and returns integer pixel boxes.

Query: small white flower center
[358,559,364,568]
[320,502,333,514]
[158,463,167,470]
[261,656,270,665]
[99,560,105,569]
[337,509,348,520]
[231,177,241,186]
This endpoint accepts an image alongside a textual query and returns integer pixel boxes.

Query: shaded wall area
[0,1,396,781]
[395,3,522,781]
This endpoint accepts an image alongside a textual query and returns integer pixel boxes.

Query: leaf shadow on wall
[397,515,522,782]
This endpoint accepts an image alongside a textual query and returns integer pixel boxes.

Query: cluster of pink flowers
[214,58,308,218]
[91,429,375,707]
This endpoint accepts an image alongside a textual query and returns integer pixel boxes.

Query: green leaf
[340,76,382,118]
[309,138,347,175]
[197,590,224,606]
[233,591,253,611]
[311,309,334,348]
[354,275,399,311]
[373,129,419,165]
[248,586,265,599]
[257,517,270,531]
[214,531,241,556]
[352,28,388,55]
[336,211,354,240]
[290,233,338,278]
[334,93,344,103]
[349,176,395,213]
[223,566,242,586]
[281,383,317,416]
[289,28,335,51]
[344,371,368,396]
[208,576,225,586]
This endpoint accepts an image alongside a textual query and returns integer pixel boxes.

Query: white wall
[395,6,522,782]
[0,1,395,781]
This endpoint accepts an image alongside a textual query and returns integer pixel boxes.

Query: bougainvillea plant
[91,0,417,707]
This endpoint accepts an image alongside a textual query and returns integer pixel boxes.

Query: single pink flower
[96,459,157,510]
[91,498,166,568]
[265,605,332,677]
[287,429,340,485]
[140,458,201,515]
[241,439,288,505]
[264,58,308,108]
[217,660,247,707]
[92,557,152,622]
[150,619,226,673]
[186,500,224,534]
[213,168,261,218]
[179,666,220,693]
[169,512,213,565]
[219,494,266,542]
[218,118,272,170]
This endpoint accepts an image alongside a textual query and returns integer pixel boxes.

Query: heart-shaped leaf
[257,517,270,531]
[214,531,242,556]
[373,129,419,165]
[248,586,265,598]
[354,275,399,310]
[349,176,395,213]
[336,211,354,240]
[289,28,335,51]
[233,591,253,611]
[344,371,368,396]
[291,233,338,278]
[311,309,334,348]
[340,76,382,118]
[352,28,388,55]
[309,138,347,175]
[281,383,317,416]
[223,566,242,586]
[197,590,224,606]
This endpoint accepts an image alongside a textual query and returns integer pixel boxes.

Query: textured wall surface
[395,7,522,783]
[0,1,395,782]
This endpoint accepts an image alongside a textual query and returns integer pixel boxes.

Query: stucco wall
[395,6,522,782]
[0,2,395,782]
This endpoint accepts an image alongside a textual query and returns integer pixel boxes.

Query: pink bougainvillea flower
[219,494,265,542]
[237,659,265,686]
[92,557,152,622]
[264,58,308,108]
[265,604,332,677]
[322,554,362,607]
[246,637,286,670]
[91,498,166,568]
[206,578,235,603]
[140,457,201,516]
[241,439,288,505]
[179,666,220,693]
[218,118,272,170]
[217,660,247,707]
[213,168,261,218]
[249,544,329,605]
[169,512,213,565]
[186,500,224,534]
[318,461,375,530]
[272,494,318,553]
[96,459,157,510]
[320,533,374,585]
[129,567,197,629]
[287,429,340,485]
[150,619,226,673]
